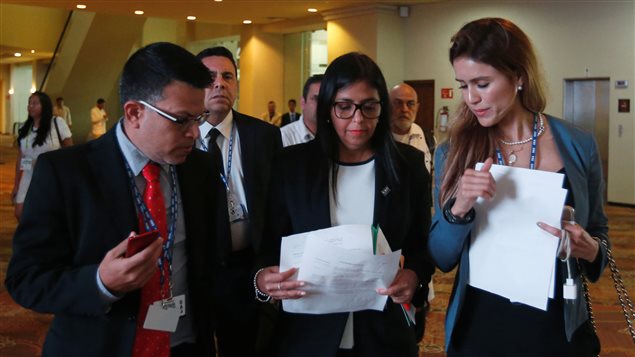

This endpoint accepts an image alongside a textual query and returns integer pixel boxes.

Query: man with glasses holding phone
[195,46,282,356]
[6,42,221,357]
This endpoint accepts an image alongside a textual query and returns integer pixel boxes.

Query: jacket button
[128,315,136,321]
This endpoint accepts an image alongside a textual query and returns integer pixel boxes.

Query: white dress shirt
[197,112,249,250]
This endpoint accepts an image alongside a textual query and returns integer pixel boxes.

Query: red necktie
[132,162,170,357]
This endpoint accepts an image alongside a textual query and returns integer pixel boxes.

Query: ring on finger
[277,282,281,290]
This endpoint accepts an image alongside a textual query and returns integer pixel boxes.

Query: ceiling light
[243,20,252,24]
[31,50,36,53]
[30,86,36,94]
[14,53,22,57]
[214,0,223,2]
[134,10,144,15]
[8,88,14,95]
[76,4,87,9]
[308,8,318,13]
[187,16,196,20]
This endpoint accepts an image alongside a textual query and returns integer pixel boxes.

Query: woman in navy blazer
[429,18,609,356]
[254,52,434,357]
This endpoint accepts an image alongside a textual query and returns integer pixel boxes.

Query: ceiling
[2,0,438,25]
[1,0,439,64]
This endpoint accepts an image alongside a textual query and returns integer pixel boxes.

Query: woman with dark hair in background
[253,52,434,356]
[12,91,72,221]
[429,18,609,356]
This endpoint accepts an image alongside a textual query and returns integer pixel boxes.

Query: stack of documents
[279,224,401,314]
[469,164,567,311]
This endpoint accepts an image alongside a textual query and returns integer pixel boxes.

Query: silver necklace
[499,113,544,146]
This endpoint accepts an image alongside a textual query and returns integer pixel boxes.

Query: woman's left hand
[537,221,600,263]
[376,268,418,304]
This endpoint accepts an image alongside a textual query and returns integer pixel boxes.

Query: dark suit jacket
[280,112,299,127]
[5,128,218,357]
[215,111,282,262]
[258,140,434,357]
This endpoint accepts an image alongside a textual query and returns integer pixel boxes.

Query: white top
[16,117,72,203]
[90,106,108,136]
[197,111,249,251]
[328,158,376,349]
[281,116,315,147]
[392,123,432,173]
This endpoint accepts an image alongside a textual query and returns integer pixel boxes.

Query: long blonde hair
[440,18,547,205]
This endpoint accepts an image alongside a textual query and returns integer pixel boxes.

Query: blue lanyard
[495,113,539,170]
[124,161,179,289]
[202,123,236,191]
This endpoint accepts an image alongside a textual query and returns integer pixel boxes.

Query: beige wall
[142,18,188,46]
[376,10,405,89]
[283,32,304,108]
[0,4,68,51]
[326,14,378,63]
[404,1,635,204]
[239,25,284,118]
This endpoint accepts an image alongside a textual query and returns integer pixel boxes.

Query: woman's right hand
[452,157,496,217]
[256,266,306,300]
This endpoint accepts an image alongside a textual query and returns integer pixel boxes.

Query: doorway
[404,80,435,133]
[563,78,610,197]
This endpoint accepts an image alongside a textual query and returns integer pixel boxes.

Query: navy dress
[448,169,578,356]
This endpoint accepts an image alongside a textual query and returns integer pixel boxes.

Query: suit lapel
[310,156,332,230]
[373,153,390,228]
[234,112,255,212]
[86,129,137,247]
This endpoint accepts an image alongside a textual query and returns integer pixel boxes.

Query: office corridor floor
[0,133,633,356]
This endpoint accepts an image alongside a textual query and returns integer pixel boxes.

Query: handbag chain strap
[583,237,635,344]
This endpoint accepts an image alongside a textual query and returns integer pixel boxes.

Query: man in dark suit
[195,46,282,356]
[280,99,299,127]
[5,42,219,357]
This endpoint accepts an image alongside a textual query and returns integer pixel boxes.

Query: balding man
[389,83,433,173]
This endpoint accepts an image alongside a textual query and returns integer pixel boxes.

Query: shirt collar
[116,119,150,176]
[199,110,234,140]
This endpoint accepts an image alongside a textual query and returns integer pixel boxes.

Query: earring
[517,85,523,91]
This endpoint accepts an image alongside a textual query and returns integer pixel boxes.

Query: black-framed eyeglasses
[332,101,382,120]
[139,100,208,125]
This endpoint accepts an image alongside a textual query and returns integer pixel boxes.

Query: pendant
[508,152,517,165]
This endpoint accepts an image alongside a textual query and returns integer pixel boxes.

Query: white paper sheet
[468,164,566,310]
[279,224,401,314]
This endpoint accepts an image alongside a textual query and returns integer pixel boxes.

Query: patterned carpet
[0,133,633,356]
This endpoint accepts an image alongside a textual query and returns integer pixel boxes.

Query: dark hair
[97,98,105,104]
[120,42,212,105]
[302,74,324,100]
[315,52,399,195]
[441,18,546,204]
[56,97,63,101]
[288,99,296,105]
[17,91,54,148]
[196,46,237,75]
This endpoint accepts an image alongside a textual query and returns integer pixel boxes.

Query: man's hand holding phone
[98,231,163,295]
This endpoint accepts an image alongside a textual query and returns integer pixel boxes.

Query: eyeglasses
[332,101,381,120]
[139,100,208,126]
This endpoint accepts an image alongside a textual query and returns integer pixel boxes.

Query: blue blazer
[428,116,609,348]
